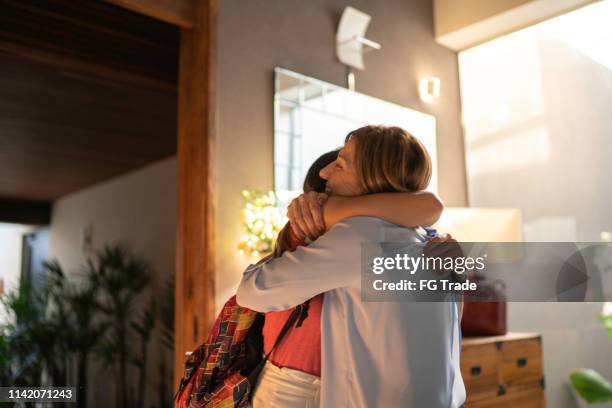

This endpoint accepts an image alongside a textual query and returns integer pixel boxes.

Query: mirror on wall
[274,67,438,202]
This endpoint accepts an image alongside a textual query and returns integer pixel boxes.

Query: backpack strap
[269,299,310,353]
[247,299,311,387]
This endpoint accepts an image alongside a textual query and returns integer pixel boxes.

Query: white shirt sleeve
[235,217,371,311]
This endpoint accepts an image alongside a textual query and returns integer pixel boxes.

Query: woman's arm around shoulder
[323,191,443,229]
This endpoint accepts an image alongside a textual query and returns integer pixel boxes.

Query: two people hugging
[175,124,465,408]
[238,125,466,408]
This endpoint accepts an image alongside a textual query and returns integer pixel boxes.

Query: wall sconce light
[419,77,441,103]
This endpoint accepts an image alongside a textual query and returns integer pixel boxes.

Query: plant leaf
[570,368,612,403]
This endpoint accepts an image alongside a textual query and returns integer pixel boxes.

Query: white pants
[251,360,321,408]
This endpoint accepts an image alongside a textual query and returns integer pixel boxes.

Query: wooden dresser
[461,333,546,407]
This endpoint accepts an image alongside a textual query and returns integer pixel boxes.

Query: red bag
[461,274,507,336]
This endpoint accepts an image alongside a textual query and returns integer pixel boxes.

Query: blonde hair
[345,125,432,194]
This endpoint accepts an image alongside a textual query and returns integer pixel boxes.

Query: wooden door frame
[174,0,217,389]
[106,0,217,390]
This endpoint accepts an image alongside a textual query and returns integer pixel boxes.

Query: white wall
[0,223,36,323]
[0,223,35,293]
[459,0,612,243]
[48,156,176,408]
[49,156,176,283]
[459,2,612,407]
[509,303,612,408]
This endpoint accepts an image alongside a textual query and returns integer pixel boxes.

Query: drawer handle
[470,365,482,376]
[517,357,528,367]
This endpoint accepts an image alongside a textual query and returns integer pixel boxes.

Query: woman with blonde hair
[244,125,463,408]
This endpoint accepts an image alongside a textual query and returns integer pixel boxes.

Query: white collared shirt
[237,216,465,408]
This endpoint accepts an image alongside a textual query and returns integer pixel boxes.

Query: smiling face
[318,138,364,196]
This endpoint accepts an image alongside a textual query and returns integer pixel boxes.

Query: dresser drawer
[468,384,545,408]
[461,343,499,401]
[499,337,543,388]
[461,333,546,407]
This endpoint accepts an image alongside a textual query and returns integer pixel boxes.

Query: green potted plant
[90,243,151,408]
[0,242,174,408]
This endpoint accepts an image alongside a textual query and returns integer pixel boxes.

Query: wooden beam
[174,0,217,391]
[0,197,51,225]
[0,0,179,92]
[104,0,195,28]
[0,39,176,93]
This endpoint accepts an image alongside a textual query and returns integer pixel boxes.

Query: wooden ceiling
[0,0,179,220]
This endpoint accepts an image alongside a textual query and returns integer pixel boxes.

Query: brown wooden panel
[462,333,546,407]
[499,337,543,389]
[461,343,499,402]
[103,0,195,28]
[468,384,545,408]
[0,0,179,201]
[0,0,178,88]
[174,0,217,391]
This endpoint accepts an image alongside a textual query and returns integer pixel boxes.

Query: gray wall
[215,0,467,310]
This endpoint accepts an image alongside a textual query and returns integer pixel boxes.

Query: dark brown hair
[270,149,340,258]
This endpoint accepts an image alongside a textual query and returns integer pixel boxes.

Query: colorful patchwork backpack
[175,225,309,407]
[174,294,309,407]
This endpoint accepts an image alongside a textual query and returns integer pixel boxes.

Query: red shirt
[261,228,322,377]
[262,293,322,377]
